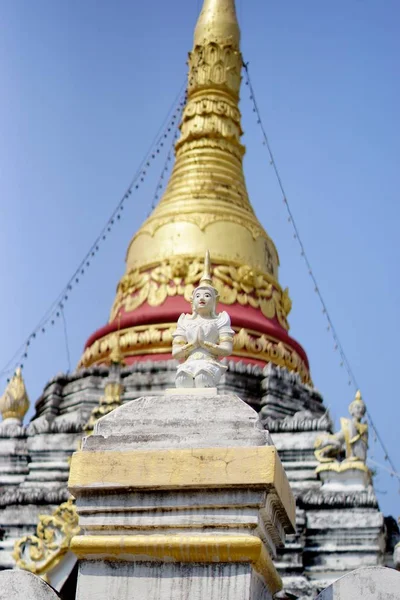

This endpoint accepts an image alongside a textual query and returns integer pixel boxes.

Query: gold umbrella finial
[194,0,240,47]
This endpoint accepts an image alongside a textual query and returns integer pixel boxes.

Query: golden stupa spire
[124,0,279,278]
[80,0,310,385]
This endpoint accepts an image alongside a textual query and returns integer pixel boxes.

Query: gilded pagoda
[79,0,309,385]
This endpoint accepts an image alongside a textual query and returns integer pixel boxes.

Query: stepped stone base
[69,391,295,600]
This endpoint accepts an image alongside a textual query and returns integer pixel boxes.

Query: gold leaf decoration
[109,258,292,332]
[78,323,310,385]
[13,497,80,576]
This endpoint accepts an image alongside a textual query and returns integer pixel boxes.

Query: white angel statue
[172,251,234,388]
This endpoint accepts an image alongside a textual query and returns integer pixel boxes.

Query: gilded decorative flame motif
[234,329,309,383]
[13,497,80,576]
[0,368,30,422]
[110,257,291,331]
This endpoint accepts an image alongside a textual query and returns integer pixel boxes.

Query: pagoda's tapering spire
[194,0,240,48]
[175,0,243,155]
[125,0,268,271]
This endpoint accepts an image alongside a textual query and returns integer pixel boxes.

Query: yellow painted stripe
[70,533,282,594]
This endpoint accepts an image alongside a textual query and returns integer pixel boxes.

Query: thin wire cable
[242,60,399,485]
[61,307,71,374]
[149,138,175,216]
[149,90,187,215]
[369,458,400,481]
[0,78,187,382]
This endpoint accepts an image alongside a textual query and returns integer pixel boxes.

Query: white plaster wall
[76,560,273,600]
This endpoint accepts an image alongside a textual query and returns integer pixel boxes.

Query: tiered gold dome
[125,0,279,281]
[80,0,310,383]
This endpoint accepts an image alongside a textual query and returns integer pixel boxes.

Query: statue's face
[350,402,365,420]
[193,287,215,314]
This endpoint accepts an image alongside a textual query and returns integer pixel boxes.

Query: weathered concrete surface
[0,436,29,486]
[83,394,271,451]
[0,569,60,599]
[77,561,271,600]
[304,507,385,578]
[316,566,400,599]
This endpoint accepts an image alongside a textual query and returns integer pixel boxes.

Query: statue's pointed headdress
[200,250,213,286]
[348,389,366,415]
[192,250,219,300]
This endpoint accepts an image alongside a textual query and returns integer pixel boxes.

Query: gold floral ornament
[0,368,30,422]
[110,258,292,331]
[212,265,292,330]
[13,497,80,576]
[234,329,309,384]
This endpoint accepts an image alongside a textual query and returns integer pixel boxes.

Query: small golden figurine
[315,390,368,464]
[314,391,370,487]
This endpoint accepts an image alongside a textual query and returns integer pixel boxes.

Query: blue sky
[1,1,399,517]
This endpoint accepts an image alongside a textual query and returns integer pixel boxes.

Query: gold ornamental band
[68,445,295,530]
[109,257,289,328]
[316,461,370,475]
[70,534,282,594]
[78,322,311,384]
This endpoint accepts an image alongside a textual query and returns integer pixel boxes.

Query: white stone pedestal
[68,393,295,600]
[317,465,371,490]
